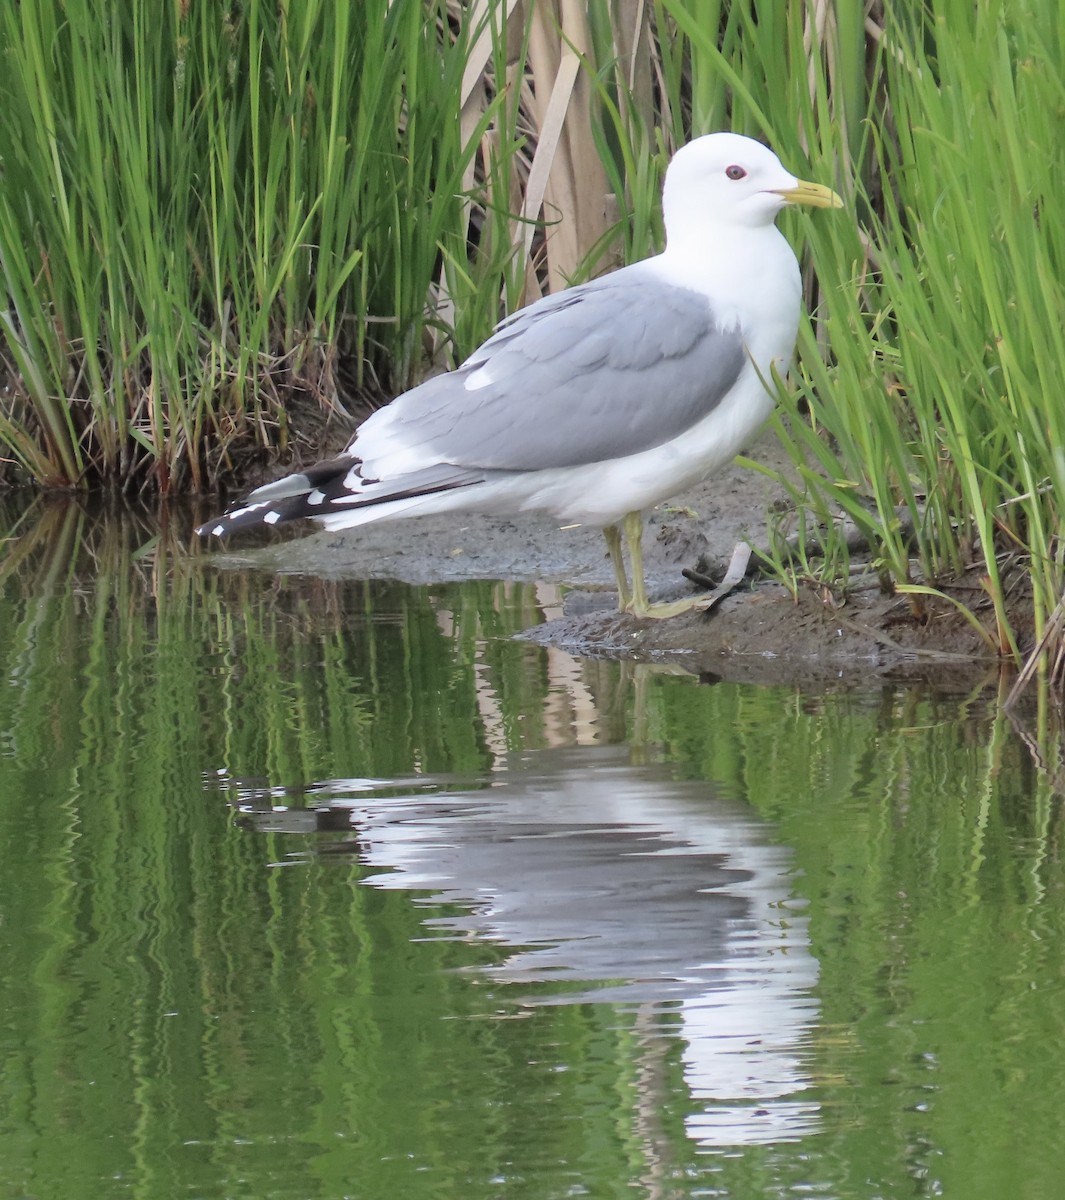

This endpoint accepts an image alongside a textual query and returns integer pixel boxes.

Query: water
[1,500,1063,1199]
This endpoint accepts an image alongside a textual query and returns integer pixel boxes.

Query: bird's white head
[661,132,842,243]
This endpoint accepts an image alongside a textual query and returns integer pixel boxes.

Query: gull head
[662,132,843,240]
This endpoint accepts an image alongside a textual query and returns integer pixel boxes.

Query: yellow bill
[773,179,844,209]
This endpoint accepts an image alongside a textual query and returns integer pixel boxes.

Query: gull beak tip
[775,179,845,210]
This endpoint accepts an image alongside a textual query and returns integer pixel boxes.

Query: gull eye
[725,164,747,181]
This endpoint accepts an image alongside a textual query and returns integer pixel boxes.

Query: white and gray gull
[198,132,842,618]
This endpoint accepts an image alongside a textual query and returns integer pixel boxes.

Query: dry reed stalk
[437,0,626,348]
[523,1,611,297]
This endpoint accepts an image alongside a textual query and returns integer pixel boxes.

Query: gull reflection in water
[230,745,821,1147]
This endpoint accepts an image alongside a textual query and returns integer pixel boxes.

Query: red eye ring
[725,164,747,181]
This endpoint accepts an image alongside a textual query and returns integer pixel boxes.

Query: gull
[198,132,841,617]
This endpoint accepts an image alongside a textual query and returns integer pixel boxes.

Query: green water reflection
[0,499,1063,1199]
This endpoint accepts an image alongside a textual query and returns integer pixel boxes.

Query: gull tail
[196,456,484,538]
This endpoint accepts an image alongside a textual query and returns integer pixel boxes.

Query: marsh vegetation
[0,0,1061,684]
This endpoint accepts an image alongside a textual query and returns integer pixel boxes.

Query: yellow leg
[614,511,752,620]
[602,523,632,610]
[623,510,651,615]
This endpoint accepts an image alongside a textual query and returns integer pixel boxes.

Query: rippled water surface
[1,501,1064,1199]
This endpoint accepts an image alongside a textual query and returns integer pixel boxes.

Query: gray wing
[354,268,747,472]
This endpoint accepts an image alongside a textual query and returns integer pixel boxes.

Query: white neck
[644,224,802,371]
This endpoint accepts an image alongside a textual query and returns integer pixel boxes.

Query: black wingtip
[196,457,361,539]
[195,500,290,538]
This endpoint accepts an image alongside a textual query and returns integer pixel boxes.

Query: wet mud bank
[211,442,1002,688]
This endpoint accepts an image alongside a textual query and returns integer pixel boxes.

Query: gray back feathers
[355,270,747,473]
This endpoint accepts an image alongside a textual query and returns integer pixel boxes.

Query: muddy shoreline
[207,436,1002,687]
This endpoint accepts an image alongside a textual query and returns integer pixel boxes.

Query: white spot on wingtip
[307,489,326,505]
[264,511,282,525]
[211,524,225,536]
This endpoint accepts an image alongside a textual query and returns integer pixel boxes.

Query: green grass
[0,0,1062,684]
[756,0,1065,686]
[0,0,515,492]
